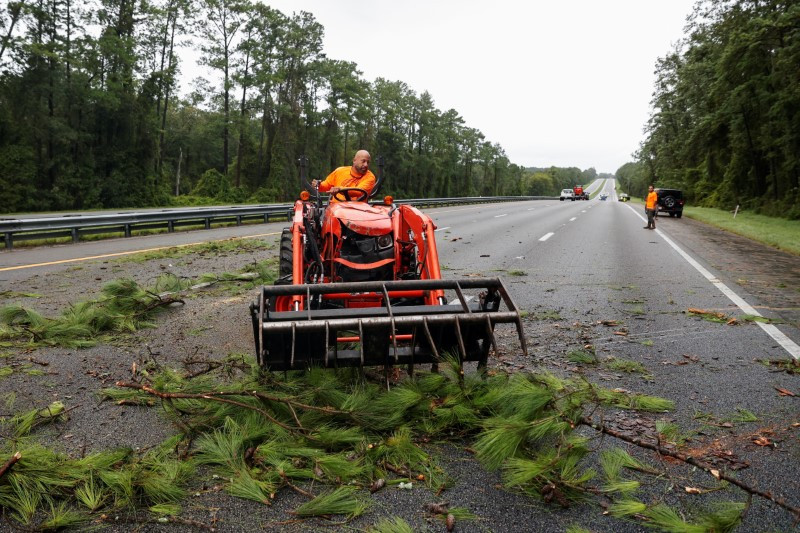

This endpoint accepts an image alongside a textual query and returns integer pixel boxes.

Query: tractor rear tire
[279,228,293,278]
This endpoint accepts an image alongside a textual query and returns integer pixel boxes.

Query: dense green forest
[0,0,598,213]
[620,0,800,219]
[3,1,796,216]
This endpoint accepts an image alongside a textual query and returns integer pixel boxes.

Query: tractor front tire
[279,228,293,278]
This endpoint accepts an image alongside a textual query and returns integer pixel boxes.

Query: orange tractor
[250,157,526,373]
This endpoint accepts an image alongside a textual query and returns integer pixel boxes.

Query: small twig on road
[0,452,22,481]
[182,355,250,379]
[281,472,315,499]
[381,461,410,478]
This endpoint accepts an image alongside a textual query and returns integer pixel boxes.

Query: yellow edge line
[0,232,281,272]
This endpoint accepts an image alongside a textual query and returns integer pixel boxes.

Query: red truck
[573,185,589,201]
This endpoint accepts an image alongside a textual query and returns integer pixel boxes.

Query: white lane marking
[625,205,800,359]
[527,208,535,211]
[569,217,577,222]
[434,226,450,232]
[494,214,508,218]
[539,232,554,242]
[581,210,587,213]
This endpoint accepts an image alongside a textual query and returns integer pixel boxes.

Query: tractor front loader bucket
[250,278,527,372]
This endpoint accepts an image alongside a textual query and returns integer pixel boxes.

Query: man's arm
[312,170,338,192]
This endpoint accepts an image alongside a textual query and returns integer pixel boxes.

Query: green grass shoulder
[624,198,800,256]
[683,207,800,256]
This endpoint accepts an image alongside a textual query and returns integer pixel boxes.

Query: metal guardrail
[0,196,553,250]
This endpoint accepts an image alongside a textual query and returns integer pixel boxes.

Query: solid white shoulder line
[626,204,800,359]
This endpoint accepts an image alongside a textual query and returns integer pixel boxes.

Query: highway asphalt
[1,179,798,531]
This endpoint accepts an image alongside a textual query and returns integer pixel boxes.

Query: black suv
[655,188,684,218]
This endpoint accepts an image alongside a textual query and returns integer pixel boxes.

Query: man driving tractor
[311,149,376,201]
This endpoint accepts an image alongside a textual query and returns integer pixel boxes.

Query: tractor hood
[328,202,392,236]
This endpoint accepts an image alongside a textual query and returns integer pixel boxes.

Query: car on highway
[618,193,630,202]
[656,188,684,218]
[560,189,574,201]
[599,193,608,201]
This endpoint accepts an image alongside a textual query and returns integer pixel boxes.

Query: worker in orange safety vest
[311,150,376,202]
[644,184,658,230]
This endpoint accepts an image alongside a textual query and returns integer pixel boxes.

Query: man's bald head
[351,150,371,176]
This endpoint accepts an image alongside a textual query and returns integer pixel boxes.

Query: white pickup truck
[560,189,574,201]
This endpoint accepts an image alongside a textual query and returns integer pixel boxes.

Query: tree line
[0,0,601,213]
[621,0,799,219]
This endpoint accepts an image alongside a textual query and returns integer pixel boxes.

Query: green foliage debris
[0,279,182,348]
[603,357,649,375]
[568,350,597,365]
[0,353,756,530]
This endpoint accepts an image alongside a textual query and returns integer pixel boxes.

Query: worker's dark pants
[646,208,657,229]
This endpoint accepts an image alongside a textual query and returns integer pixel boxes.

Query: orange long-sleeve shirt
[645,191,658,210]
[318,166,376,201]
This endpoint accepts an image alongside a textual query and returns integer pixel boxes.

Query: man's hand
[311,179,319,188]
[329,186,340,194]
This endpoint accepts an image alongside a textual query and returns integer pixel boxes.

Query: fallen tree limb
[115,381,350,416]
[0,452,21,480]
[116,381,301,434]
[581,416,800,520]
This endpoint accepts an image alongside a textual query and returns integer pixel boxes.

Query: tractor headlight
[376,234,393,249]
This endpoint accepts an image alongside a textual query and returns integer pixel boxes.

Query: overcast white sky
[255,0,696,174]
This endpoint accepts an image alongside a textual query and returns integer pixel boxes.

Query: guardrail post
[4,233,11,250]
[236,215,242,226]
[205,218,211,229]
[124,224,132,238]
[71,228,79,243]
[167,221,174,233]
[264,213,269,223]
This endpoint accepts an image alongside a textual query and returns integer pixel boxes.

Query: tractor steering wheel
[332,187,370,202]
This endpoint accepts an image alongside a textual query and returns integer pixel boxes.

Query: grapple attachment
[250,278,527,371]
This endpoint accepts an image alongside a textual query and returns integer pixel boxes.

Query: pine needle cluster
[1,355,747,529]
[0,278,182,348]
[0,442,193,528]
[9,401,67,437]
[369,516,415,533]
[294,486,369,518]
[99,359,709,522]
